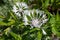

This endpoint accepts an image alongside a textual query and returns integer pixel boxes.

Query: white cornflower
[23,9,48,28]
[12,2,28,16]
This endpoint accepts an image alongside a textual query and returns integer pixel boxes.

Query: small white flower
[23,9,48,28]
[12,2,28,16]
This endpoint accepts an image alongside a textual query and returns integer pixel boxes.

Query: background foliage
[0,0,60,40]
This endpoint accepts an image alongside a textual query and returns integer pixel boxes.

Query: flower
[12,2,28,16]
[31,19,40,27]
[12,2,48,35]
[23,9,48,28]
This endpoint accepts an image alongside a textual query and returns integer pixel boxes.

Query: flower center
[31,19,40,27]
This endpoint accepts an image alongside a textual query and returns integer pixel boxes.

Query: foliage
[0,0,60,40]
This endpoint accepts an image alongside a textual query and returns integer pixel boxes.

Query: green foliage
[0,0,60,40]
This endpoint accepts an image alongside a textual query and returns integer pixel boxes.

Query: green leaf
[0,21,7,26]
[33,11,37,17]
[52,26,60,37]
[52,26,57,35]
[0,37,5,40]
[37,31,42,40]
[10,32,22,40]
[30,28,40,33]
[4,27,11,35]
[55,12,60,21]
[30,12,34,18]
[10,12,18,20]
[0,16,5,18]
[0,19,15,26]
[42,0,49,9]
[51,0,54,4]
[22,28,40,36]
[7,19,15,26]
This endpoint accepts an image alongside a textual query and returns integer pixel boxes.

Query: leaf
[52,26,57,35]
[0,37,5,40]
[33,10,37,17]
[42,0,49,9]
[22,28,40,36]
[10,32,22,40]
[10,12,18,20]
[51,0,54,4]
[0,21,7,26]
[30,12,34,18]
[4,27,11,35]
[22,31,29,36]
[30,28,40,33]
[7,19,15,26]
[0,16,5,18]
[55,12,60,21]
[0,19,15,26]
[37,31,42,40]
[52,26,60,37]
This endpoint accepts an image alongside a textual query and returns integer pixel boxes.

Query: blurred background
[0,0,60,40]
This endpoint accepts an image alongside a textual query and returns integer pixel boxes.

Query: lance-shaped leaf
[10,32,22,40]
[37,30,42,40]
